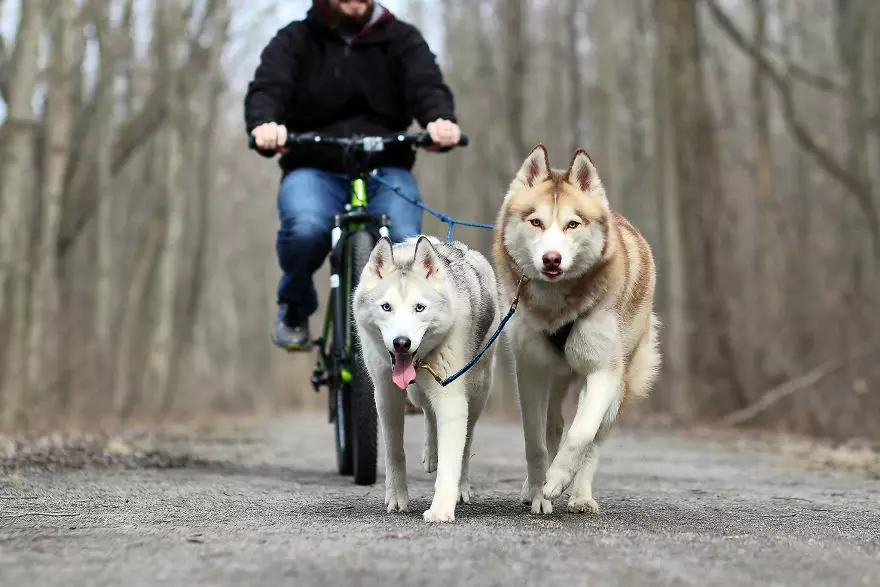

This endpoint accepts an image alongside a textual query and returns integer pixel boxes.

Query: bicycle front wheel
[348,229,378,486]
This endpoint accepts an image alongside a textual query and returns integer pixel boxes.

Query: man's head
[320,0,375,32]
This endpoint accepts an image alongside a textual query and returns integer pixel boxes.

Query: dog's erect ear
[512,144,551,190]
[367,237,394,279]
[566,149,602,193]
[413,236,442,279]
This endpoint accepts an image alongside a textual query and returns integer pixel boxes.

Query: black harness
[545,322,574,355]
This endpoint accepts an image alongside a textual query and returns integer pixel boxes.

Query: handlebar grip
[413,132,469,149]
[248,133,290,151]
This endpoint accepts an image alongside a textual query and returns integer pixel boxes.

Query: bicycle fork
[327,213,391,380]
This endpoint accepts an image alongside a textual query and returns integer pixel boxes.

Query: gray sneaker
[272,304,311,351]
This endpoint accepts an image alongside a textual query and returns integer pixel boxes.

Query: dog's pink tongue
[392,353,416,390]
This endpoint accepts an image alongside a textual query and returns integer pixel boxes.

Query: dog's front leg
[542,311,621,501]
[423,385,468,523]
[567,444,600,513]
[375,380,409,513]
[543,365,622,500]
[517,360,553,514]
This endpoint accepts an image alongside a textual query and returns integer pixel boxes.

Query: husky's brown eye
[529,218,543,229]
[567,220,580,230]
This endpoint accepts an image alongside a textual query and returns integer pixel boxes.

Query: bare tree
[591,0,621,201]
[27,1,78,400]
[566,0,584,153]
[0,0,44,427]
[706,0,880,262]
[502,0,528,163]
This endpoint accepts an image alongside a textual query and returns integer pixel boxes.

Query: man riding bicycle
[244,0,461,351]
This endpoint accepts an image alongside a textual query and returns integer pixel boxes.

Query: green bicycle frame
[321,176,370,384]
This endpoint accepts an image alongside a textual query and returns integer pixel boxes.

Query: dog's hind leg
[517,360,554,514]
[375,381,409,513]
[421,405,438,474]
[546,376,572,462]
[459,371,491,504]
[525,380,566,506]
[423,383,468,523]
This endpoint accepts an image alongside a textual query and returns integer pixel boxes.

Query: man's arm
[396,26,457,130]
[244,24,300,153]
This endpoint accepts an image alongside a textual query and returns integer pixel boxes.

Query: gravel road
[1,412,877,586]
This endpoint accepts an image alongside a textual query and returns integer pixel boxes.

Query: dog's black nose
[542,251,562,269]
[393,336,412,352]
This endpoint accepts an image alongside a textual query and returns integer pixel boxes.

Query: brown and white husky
[492,144,661,514]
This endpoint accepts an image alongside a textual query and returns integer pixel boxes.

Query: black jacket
[244,4,457,175]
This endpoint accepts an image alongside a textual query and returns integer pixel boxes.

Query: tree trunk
[113,211,163,420]
[93,0,133,396]
[0,0,44,428]
[750,0,782,380]
[567,0,584,153]
[591,0,621,204]
[0,0,9,102]
[142,0,186,415]
[27,0,77,402]
[658,0,745,416]
[653,0,691,417]
[502,0,528,162]
[172,0,228,401]
[834,0,872,312]
[869,0,880,206]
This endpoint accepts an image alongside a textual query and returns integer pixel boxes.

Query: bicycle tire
[349,229,378,485]
[332,238,353,476]
[333,377,353,476]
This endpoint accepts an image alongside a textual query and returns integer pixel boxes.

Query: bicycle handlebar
[248,130,469,152]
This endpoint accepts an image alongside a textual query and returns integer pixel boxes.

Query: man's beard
[331,1,374,34]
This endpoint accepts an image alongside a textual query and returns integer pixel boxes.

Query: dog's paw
[542,466,573,500]
[457,480,472,504]
[567,496,599,514]
[525,483,553,514]
[384,486,409,513]
[520,479,530,504]
[530,497,553,515]
[423,503,455,523]
[422,445,437,474]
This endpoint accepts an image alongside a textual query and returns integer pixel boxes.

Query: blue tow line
[369,171,526,387]
[370,171,494,243]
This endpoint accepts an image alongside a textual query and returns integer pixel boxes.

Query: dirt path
[1,412,877,586]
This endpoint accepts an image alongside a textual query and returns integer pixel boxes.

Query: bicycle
[249,130,468,485]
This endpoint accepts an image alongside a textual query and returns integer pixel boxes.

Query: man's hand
[426,118,461,149]
[251,122,288,153]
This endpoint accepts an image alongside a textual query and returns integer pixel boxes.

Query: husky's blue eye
[415,303,426,312]
[381,303,392,312]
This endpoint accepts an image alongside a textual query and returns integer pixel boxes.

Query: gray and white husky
[353,235,513,523]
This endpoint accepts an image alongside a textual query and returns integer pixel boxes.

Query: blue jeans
[276,167,423,323]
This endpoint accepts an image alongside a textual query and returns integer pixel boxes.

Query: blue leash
[369,170,526,387]
[415,275,526,387]
[370,171,494,242]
